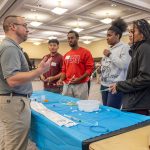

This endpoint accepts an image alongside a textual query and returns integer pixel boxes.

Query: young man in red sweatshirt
[41,39,63,93]
[57,30,94,99]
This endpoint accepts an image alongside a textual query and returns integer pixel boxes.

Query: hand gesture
[69,75,80,84]
[109,83,117,94]
[45,76,55,83]
[57,79,64,86]
[40,75,46,82]
[103,49,111,57]
[37,57,52,74]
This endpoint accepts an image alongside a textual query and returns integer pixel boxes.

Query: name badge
[51,62,57,66]
[65,55,70,59]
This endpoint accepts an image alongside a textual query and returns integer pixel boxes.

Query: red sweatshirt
[62,47,94,84]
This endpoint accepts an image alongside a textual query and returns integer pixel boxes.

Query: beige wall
[20,41,91,59]
[20,35,129,59]
[88,35,129,58]
[20,42,49,59]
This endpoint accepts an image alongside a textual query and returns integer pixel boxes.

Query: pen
[64,114,99,126]
[100,88,110,92]
[67,75,76,85]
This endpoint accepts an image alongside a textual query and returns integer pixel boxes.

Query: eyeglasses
[13,23,28,28]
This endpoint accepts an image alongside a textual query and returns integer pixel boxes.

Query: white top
[31,101,77,127]
[101,41,131,87]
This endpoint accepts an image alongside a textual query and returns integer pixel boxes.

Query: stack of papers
[31,101,77,127]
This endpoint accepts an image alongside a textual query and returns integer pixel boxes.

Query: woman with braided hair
[110,19,150,115]
[100,18,130,109]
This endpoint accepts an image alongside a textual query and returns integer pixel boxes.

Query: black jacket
[117,39,150,110]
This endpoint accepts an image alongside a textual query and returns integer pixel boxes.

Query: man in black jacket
[110,19,150,115]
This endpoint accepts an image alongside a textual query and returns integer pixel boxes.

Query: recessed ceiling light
[51,7,68,15]
[94,10,119,17]
[80,36,96,40]
[48,36,57,39]
[111,4,117,7]
[42,31,61,35]
[30,21,43,27]
[100,30,107,34]
[28,38,43,41]
[83,40,91,44]
[30,9,36,12]
[66,20,90,27]
[73,27,84,33]
[100,18,112,24]
[33,42,41,45]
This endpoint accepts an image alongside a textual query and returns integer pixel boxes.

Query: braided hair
[108,18,127,39]
[133,19,150,41]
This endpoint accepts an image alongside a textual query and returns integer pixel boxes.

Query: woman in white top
[100,18,130,109]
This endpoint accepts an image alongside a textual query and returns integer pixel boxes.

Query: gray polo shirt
[0,37,32,94]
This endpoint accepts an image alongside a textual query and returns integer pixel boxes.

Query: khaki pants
[62,82,88,100]
[0,96,31,150]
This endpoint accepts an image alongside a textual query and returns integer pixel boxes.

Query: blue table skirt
[30,91,150,150]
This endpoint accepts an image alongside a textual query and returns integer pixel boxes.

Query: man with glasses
[0,15,51,150]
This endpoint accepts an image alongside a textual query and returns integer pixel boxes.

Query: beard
[16,31,28,43]
[22,35,28,42]
[69,43,76,48]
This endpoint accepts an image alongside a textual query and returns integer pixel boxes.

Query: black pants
[100,85,123,109]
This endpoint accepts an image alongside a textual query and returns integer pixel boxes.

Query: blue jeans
[100,85,123,109]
